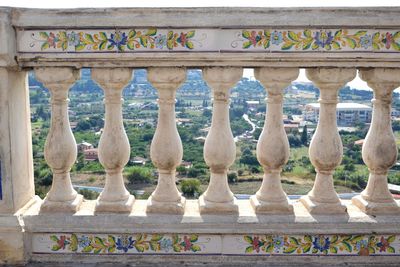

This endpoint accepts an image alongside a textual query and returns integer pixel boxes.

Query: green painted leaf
[324,44,332,50]
[283,246,297,254]
[135,244,145,253]
[70,234,78,252]
[167,31,174,40]
[312,248,318,254]
[372,43,380,50]
[303,29,312,38]
[342,241,352,252]
[332,41,341,50]
[99,41,107,50]
[146,28,157,36]
[108,246,115,253]
[304,235,312,243]
[330,235,338,244]
[351,235,363,243]
[85,34,94,43]
[244,236,253,244]
[311,42,319,50]
[345,38,357,49]
[281,42,294,50]
[329,246,338,254]
[303,244,311,253]
[242,30,251,39]
[354,30,367,37]
[368,247,375,254]
[82,246,93,253]
[334,30,342,38]
[128,30,136,38]
[387,235,396,243]
[263,39,270,49]
[99,32,107,40]
[265,244,274,253]
[39,32,49,39]
[107,44,115,50]
[393,31,400,39]
[151,234,163,242]
[140,36,148,47]
[41,42,50,50]
[75,44,86,51]
[61,41,68,51]
[288,31,299,41]
[150,241,159,251]
[191,245,201,252]
[93,248,102,254]
[245,246,254,253]
[186,31,195,38]
[302,40,312,50]
[189,234,198,242]
[391,42,400,51]
[51,245,61,251]
[50,235,59,242]
[186,41,194,49]
[242,41,252,49]
[289,237,299,245]
[387,246,395,253]
[173,244,181,252]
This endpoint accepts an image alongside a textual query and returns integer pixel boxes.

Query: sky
[4,0,396,90]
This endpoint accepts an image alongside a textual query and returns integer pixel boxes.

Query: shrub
[228,172,238,183]
[78,189,100,200]
[180,179,201,198]
[126,167,154,184]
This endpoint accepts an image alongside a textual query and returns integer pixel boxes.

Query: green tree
[126,167,154,184]
[301,125,308,146]
[180,179,201,198]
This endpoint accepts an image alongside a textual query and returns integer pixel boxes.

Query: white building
[304,103,372,125]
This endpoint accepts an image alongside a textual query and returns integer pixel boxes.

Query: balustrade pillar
[352,68,400,215]
[146,67,186,214]
[300,68,356,214]
[34,67,83,213]
[250,67,298,214]
[199,67,242,214]
[92,68,134,213]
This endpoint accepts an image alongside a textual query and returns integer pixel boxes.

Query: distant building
[181,161,193,169]
[304,103,372,126]
[284,123,300,134]
[77,142,94,153]
[131,156,147,165]
[246,100,260,110]
[84,148,98,161]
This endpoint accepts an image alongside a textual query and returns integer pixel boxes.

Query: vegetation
[180,179,202,198]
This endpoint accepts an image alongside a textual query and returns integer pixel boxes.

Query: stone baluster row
[34,66,400,216]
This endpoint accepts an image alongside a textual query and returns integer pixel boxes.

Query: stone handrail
[0,6,400,266]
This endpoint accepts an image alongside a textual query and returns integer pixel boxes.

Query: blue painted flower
[154,34,167,49]
[272,236,284,249]
[314,31,334,48]
[271,31,283,45]
[78,236,91,248]
[116,235,135,252]
[360,34,372,49]
[313,236,331,252]
[108,31,127,50]
[159,238,173,252]
[356,240,368,251]
[68,31,80,46]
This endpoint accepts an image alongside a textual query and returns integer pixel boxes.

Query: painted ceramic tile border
[17,28,400,53]
[32,233,400,256]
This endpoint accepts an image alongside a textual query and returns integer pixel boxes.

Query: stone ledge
[22,199,400,234]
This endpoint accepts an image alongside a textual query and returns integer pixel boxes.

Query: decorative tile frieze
[32,233,400,256]
[18,28,400,53]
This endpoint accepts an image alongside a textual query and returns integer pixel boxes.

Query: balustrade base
[39,194,83,214]
[300,195,347,215]
[95,195,135,213]
[146,195,186,214]
[352,195,400,215]
[198,195,239,214]
[250,195,294,214]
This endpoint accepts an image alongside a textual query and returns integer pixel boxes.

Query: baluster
[250,68,298,214]
[199,67,242,214]
[92,68,134,213]
[352,68,400,215]
[300,68,356,214]
[34,67,83,213]
[146,67,186,214]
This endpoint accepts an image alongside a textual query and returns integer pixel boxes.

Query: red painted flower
[179,33,187,46]
[58,235,67,249]
[249,31,258,46]
[48,32,56,48]
[385,32,393,49]
[183,236,192,251]
[377,237,390,252]
[252,236,261,252]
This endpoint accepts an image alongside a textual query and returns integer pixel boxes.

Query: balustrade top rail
[1,7,400,68]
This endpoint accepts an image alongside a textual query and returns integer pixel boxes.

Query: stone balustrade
[1,6,400,266]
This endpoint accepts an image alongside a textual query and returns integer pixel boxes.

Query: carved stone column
[199,67,242,214]
[34,67,83,213]
[300,68,356,214]
[250,67,298,214]
[146,67,186,214]
[92,68,134,213]
[352,68,400,215]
